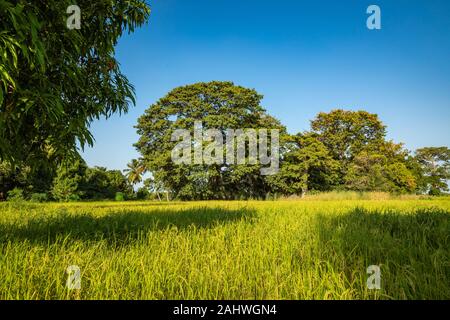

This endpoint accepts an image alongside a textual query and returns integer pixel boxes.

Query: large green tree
[0,0,150,164]
[344,141,417,193]
[135,81,285,200]
[296,110,421,194]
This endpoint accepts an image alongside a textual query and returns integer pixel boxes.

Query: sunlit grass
[0,199,449,299]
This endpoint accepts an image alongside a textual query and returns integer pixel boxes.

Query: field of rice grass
[0,198,449,299]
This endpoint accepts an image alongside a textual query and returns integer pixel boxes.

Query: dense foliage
[0,0,150,164]
[1,74,448,201]
[135,81,286,200]
[134,81,449,200]
[0,2,447,201]
[1,157,132,201]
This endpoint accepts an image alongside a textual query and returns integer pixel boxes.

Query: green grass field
[0,198,449,299]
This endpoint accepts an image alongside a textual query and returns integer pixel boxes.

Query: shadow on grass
[0,207,256,245]
[314,206,450,299]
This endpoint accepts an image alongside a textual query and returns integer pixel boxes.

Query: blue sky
[82,0,450,170]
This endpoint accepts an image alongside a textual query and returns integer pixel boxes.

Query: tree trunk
[301,187,307,198]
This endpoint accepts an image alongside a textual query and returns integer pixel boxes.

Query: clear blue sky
[82,0,450,171]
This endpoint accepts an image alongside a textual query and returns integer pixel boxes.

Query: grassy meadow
[0,197,449,299]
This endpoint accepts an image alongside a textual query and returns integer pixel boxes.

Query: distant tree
[51,159,87,201]
[405,155,429,194]
[74,166,132,200]
[105,169,133,198]
[345,154,415,193]
[3,155,132,201]
[0,160,55,199]
[268,133,339,197]
[136,186,150,200]
[344,141,416,193]
[414,147,450,195]
[311,109,387,160]
[311,109,386,163]
[0,0,150,165]
[83,167,111,199]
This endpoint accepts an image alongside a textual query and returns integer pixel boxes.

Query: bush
[136,187,149,200]
[115,192,125,201]
[429,188,442,196]
[68,194,81,202]
[7,188,24,202]
[30,193,48,203]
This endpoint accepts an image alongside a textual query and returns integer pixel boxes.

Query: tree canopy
[135,81,285,200]
[131,82,447,200]
[0,0,150,164]
[311,110,386,160]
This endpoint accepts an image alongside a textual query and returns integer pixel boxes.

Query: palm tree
[124,159,145,186]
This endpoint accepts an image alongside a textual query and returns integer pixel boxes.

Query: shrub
[115,192,125,201]
[136,187,149,200]
[7,188,24,202]
[68,194,81,202]
[30,193,48,203]
[429,188,442,196]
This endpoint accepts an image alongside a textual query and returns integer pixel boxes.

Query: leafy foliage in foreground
[0,0,150,164]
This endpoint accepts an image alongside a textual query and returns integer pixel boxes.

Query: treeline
[134,82,450,200]
[1,81,449,201]
[2,4,447,202]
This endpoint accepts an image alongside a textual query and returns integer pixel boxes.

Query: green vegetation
[0,198,448,299]
[51,158,132,202]
[133,81,449,200]
[1,0,448,302]
[2,104,449,201]
[0,0,151,201]
[0,0,150,164]
[135,81,285,200]
[115,192,125,201]
[415,147,450,195]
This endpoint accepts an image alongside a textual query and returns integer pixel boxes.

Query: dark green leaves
[0,0,150,166]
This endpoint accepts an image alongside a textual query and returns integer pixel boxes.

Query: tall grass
[283,191,437,201]
[0,199,449,299]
